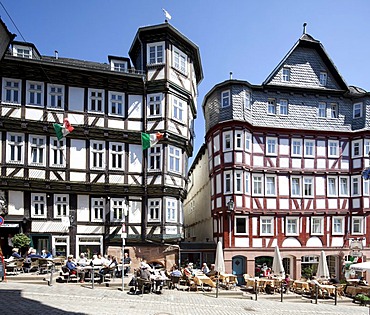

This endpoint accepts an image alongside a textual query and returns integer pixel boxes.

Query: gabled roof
[263,33,348,90]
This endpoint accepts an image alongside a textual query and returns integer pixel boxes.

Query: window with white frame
[168,145,181,173]
[91,198,105,222]
[2,78,21,104]
[291,177,301,197]
[318,102,326,118]
[339,177,349,196]
[265,175,276,196]
[260,217,274,235]
[291,139,302,156]
[50,137,65,167]
[7,133,24,163]
[149,146,161,171]
[329,103,338,118]
[352,140,362,158]
[110,60,127,72]
[328,140,339,157]
[14,45,31,58]
[267,99,276,114]
[311,217,323,235]
[54,194,68,218]
[245,172,250,194]
[27,81,44,106]
[173,46,187,74]
[352,176,361,196]
[353,102,363,119]
[110,198,126,221]
[148,199,161,222]
[235,171,242,193]
[109,91,124,116]
[352,217,364,234]
[244,91,251,109]
[224,171,232,193]
[304,139,315,157]
[77,236,103,260]
[327,177,337,196]
[235,131,243,149]
[166,198,177,222]
[279,99,288,115]
[245,132,251,152]
[282,68,290,81]
[303,177,313,197]
[31,193,46,218]
[172,96,184,122]
[364,179,369,196]
[147,42,164,65]
[88,89,104,113]
[91,141,105,169]
[29,136,46,165]
[224,132,232,151]
[319,72,327,86]
[266,137,277,155]
[364,139,370,157]
[48,84,64,109]
[221,90,230,107]
[252,174,263,196]
[235,216,248,235]
[332,217,344,235]
[286,217,299,236]
[110,142,124,170]
[148,94,162,117]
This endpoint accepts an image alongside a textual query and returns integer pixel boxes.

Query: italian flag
[53,118,74,140]
[141,132,164,150]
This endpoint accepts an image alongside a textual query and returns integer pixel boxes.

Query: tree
[12,233,30,254]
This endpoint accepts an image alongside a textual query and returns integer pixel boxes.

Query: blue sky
[1,0,370,164]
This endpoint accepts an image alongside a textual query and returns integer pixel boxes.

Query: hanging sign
[0,216,4,226]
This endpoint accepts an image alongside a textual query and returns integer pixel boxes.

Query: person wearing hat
[11,248,21,259]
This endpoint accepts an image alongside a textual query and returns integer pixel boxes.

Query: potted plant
[11,233,31,256]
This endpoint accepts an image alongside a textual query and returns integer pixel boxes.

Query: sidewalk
[1,274,369,315]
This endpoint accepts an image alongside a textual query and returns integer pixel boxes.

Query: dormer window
[13,44,32,58]
[111,61,127,72]
[319,72,327,86]
[282,67,290,81]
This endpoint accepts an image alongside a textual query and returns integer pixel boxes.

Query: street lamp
[227,199,234,212]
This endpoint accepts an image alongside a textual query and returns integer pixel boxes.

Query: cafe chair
[61,266,78,283]
[137,278,152,296]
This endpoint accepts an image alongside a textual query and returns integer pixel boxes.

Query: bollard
[334,286,337,306]
[315,284,318,304]
[280,281,283,302]
[91,262,95,289]
[48,263,54,286]
[255,281,258,301]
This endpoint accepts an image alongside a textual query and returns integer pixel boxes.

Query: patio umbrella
[316,250,330,279]
[214,241,225,298]
[349,261,370,272]
[271,246,285,277]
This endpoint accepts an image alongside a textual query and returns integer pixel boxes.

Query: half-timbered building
[187,30,370,282]
[0,21,203,267]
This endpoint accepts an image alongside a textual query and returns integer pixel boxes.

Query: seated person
[283,274,291,286]
[139,265,151,281]
[183,263,193,278]
[329,274,340,285]
[77,253,87,267]
[28,249,42,259]
[99,256,118,282]
[11,248,21,259]
[41,249,53,259]
[65,255,85,283]
[206,264,217,277]
[170,265,182,277]
[359,276,368,286]
[201,263,210,274]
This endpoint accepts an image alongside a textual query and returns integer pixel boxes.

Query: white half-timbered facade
[187,31,370,282]
[0,21,202,267]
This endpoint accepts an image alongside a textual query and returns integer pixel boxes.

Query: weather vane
[162,8,171,22]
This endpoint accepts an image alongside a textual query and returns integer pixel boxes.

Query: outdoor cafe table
[292,280,310,292]
[193,274,216,288]
[346,285,370,297]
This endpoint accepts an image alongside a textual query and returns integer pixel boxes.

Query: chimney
[55,50,59,59]
[303,23,307,35]
[229,71,233,80]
